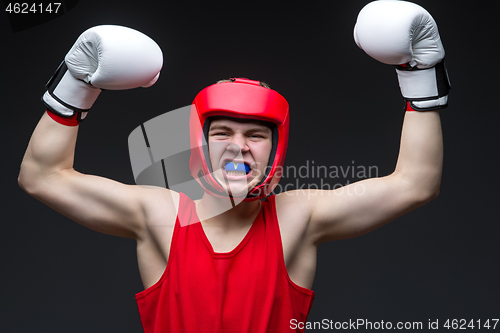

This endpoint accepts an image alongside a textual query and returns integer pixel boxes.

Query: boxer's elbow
[395,170,441,207]
[412,181,440,206]
[420,170,441,203]
[18,165,35,196]
[420,186,440,204]
[18,161,44,196]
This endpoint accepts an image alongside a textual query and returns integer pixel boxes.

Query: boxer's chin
[211,168,265,199]
[246,177,262,192]
[226,179,258,199]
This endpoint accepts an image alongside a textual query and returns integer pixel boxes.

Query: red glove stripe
[406,101,416,112]
[46,110,80,126]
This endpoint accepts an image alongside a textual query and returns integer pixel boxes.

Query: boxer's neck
[195,193,261,231]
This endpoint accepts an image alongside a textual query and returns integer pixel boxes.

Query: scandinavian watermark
[269,160,379,196]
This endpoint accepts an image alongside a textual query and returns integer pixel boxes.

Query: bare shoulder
[274,190,315,244]
[134,187,181,288]
[275,190,314,223]
[135,186,180,239]
[274,190,319,289]
[274,189,344,246]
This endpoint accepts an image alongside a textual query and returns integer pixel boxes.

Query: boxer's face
[208,117,272,197]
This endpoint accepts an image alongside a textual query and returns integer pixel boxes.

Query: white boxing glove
[354,0,450,111]
[42,25,163,124]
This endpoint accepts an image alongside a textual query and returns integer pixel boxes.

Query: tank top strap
[261,194,316,299]
[261,194,281,251]
[165,193,202,280]
[176,192,200,227]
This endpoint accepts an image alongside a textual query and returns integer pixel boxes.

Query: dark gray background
[2,0,499,332]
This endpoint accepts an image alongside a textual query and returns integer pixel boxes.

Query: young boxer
[19,1,449,332]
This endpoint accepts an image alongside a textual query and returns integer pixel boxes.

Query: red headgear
[189,78,289,201]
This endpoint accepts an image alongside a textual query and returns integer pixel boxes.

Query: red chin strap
[189,78,290,201]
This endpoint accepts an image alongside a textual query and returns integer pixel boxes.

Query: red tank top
[135,193,315,333]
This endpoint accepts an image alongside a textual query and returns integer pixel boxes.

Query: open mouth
[223,160,251,177]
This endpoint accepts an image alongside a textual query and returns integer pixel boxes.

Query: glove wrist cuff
[395,59,451,111]
[46,109,81,126]
[42,61,101,118]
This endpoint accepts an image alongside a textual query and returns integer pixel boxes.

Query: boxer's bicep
[31,168,147,239]
[19,113,148,239]
[308,173,431,243]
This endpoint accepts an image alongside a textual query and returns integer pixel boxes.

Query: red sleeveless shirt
[135,193,315,333]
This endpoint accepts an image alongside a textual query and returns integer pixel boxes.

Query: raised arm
[19,112,149,239]
[287,1,450,244]
[304,108,442,243]
[18,25,163,240]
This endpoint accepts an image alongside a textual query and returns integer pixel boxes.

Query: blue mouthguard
[225,162,250,173]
